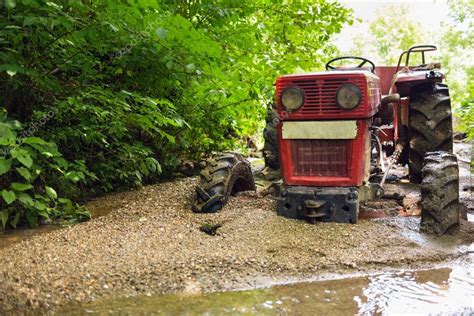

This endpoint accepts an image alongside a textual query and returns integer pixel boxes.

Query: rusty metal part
[380,144,404,188]
[372,128,386,173]
[381,93,400,107]
[400,97,409,128]
[304,200,326,224]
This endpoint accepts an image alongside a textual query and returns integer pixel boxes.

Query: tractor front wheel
[408,83,453,183]
[192,153,256,213]
[420,151,460,235]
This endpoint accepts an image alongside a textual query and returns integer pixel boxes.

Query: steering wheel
[325,56,376,73]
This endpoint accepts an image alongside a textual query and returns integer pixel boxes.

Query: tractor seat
[412,62,441,71]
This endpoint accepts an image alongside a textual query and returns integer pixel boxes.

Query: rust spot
[358,209,391,219]
[399,208,421,217]
[401,195,421,217]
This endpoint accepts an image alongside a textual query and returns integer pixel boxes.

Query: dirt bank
[1,174,473,311]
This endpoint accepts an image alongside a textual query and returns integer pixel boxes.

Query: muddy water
[0,224,59,249]
[0,204,113,249]
[59,261,473,315]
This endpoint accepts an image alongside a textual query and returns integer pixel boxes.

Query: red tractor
[193,45,460,235]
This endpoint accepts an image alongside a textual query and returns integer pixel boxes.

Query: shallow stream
[59,259,473,315]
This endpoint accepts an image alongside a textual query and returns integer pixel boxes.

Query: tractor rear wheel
[420,151,460,235]
[192,153,255,213]
[263,107,280,170]
[408,83,453,183]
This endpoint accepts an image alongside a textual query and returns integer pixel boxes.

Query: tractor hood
[276,70,380,121]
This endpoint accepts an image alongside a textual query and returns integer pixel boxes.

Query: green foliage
[0,0,351,227]
[370,5,425,65]
[349,4,426,65]
[441,0,474,138]
[48,87,182,192]
[0,110,89,227]
[456,67,474,139]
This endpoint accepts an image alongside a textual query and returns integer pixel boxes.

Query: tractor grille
[290,139,350,177]
[287,77,367,115]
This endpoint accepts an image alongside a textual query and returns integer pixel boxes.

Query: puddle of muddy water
[0,202,115,249]
[57,261,474,315]
[0,225,59,249]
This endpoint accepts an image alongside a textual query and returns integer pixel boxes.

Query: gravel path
[1,176,473,312]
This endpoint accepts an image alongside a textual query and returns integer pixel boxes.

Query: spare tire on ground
[192,153,256,213]
[420,151,460,235]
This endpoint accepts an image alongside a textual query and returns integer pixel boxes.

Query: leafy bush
[0,110,89,227]
[440,0,473,137]
[457,72,474,139]
[48,87,184,192]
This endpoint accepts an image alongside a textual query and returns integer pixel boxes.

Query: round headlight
[336,83,362,110]
[281,87,304,111]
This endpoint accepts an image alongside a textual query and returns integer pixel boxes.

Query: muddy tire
[420,151,460,235]
[263,107,280,170]
[192,153,256,213]
[408,83,453,183]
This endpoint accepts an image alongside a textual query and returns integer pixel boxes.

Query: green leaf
[58,198,73,211]
[23,137,47,145]
[11,212,20,228]
[26,210,38,227]
[4,0,16,9]
[17,192,34,206]
[34,200,47,211]
[0,122,16,146]
[2,190,16,204]
[0,109,6,121]
[46,1,61,10]
[45,186,57,200]
[16,167,32,182]
[11,147,33,168]
[38,209,49,219]
[41,151,54,158]
[0,64,24,75]
[11,182,33,191]
[0,210,8,228]
[65,171,83,182]
[0,158,12,175]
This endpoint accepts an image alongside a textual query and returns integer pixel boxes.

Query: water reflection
[60,263,473,315]
[357,268,454,314]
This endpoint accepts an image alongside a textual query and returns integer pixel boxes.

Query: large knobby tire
[420,151,460,236]
[409,83,453,183]
[263,108,280,170]
[192,153,256,213]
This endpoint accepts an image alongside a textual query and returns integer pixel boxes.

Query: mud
[0,142,472,312]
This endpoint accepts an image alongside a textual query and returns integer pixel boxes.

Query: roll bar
[395,45,437,72]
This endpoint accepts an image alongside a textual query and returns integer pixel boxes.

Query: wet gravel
[1,177,473,311]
